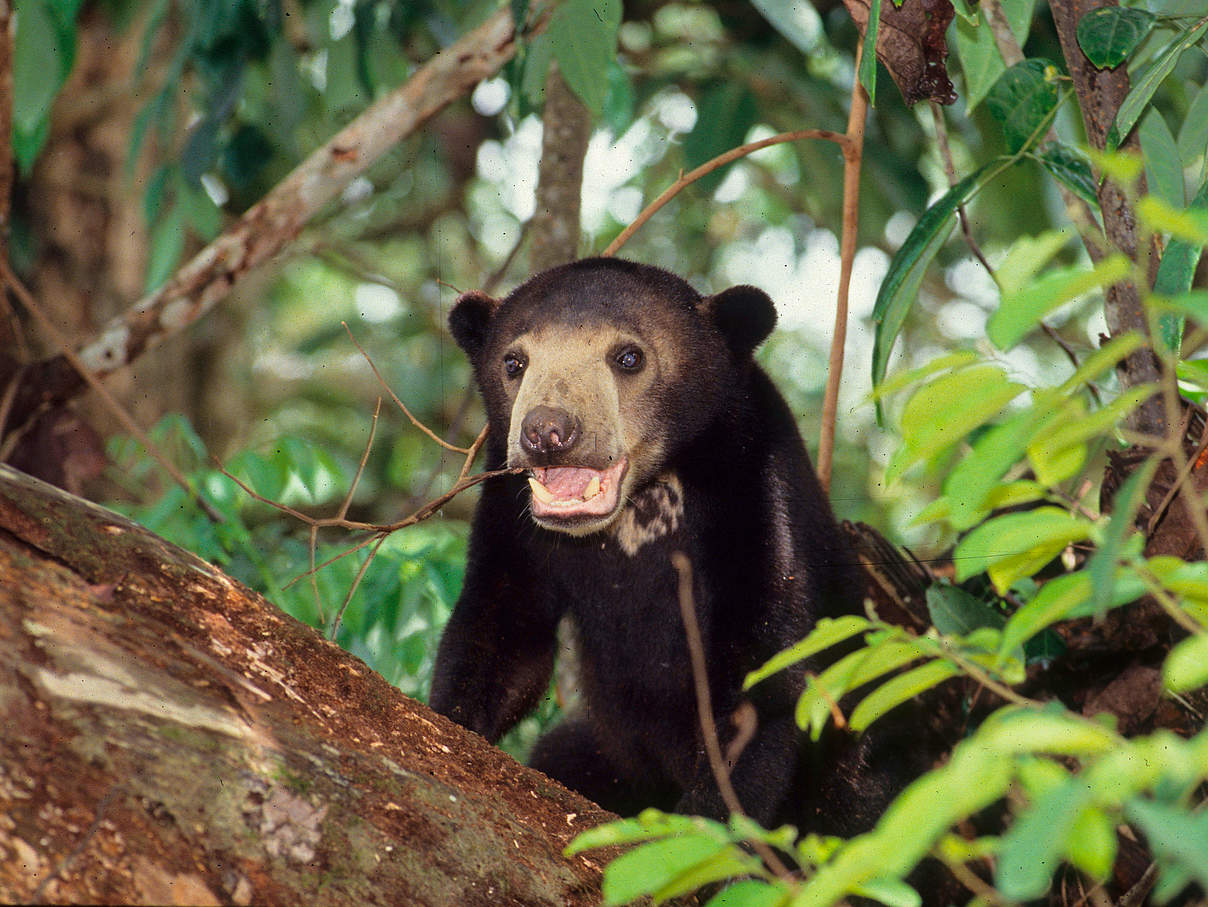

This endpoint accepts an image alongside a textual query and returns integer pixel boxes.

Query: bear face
[449,257,775,535]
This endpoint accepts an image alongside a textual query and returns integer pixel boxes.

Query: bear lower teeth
[527,473,606,505]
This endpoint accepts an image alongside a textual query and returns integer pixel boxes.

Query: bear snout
[519,405,582,461]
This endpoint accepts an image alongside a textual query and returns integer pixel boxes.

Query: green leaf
[745,616,872,689]
[1125,799,1208,895]
[994,227,1076,296]
[1036,143,1100,208]
[1153,177,1208,353]
[750,0,822,55]
[999,569,1146,656]
[1138,195,1208,244]
[849,660,960,731]
[602,835,728,905]
[1066,805,1118,883]
[796,638,928,736]
[986,59,1060,154]
[1087,456,1156,618]
[871,160,1008,394]
[988,253,1133,350]
[705,879,788,907]
[952,0,1035,110]
[885,364,1026,484]
[858,0,882,105]
[1026,385,1156,486]
[977,706,1119,756]
[1177,80,1208,165]
[920,478,1045,530]
[549,0,622,115]
[683,84,759,193]
[1163,634,1208,693]
[520,32,554,106]
[565,810,714,855]
[12,0,82,171]
[852,877,921,907]
[145,203,186,294]
[997,779,1094,900]
[1106,16,1208,150]
[868,351,980,404]
[1139,109,1184,209]
[954,507,1094,593]
[653,846,764,903]
[939,410,1049,530]
[1075,7,1156,69]
[926,584,1005,636]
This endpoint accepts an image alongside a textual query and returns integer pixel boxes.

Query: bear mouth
[527,459,628,527]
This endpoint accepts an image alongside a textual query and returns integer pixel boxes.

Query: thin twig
[670,551,793,881]
[0,259,225,523]
[930,101,993,274]
[602,128,847,258]
[817,46,870,492]
[338,397,381,521]
[331,532,388,639]
[341,322,470,454]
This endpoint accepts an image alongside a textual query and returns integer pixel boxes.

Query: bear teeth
[528,472,606,505]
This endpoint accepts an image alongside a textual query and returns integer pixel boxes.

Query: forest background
[3,0,1208,903]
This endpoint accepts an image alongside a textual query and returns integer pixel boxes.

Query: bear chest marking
[609,472,684,556]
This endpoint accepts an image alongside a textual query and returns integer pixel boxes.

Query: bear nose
[520,405,581,459]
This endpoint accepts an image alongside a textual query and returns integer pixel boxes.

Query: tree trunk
[0,465,613,906]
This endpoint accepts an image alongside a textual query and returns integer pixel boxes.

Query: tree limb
[8,4,545,433]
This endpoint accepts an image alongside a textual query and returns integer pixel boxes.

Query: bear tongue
[540,467,601,499]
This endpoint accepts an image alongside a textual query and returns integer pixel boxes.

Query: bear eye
[614,347,644,372]
[503,352,526,377]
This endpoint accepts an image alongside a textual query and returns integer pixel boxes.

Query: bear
[429,257,915,834]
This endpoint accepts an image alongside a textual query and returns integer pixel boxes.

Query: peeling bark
[0,465,612,906]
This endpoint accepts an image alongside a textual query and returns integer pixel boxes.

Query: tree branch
[10,3,546,432]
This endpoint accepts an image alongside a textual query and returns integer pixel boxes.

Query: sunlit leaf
[565,809,716,855]
[745,615,872,689]
[997,778,1094,900]
[1163,634,1208,693]
[1087,456,1156,617]
[999,569,1146,656]
[955,507,1093,593]
[1153,177,1208,353]
[988,253,1132,350]
[849,660,960,731]
[1125,798,1208,896]
[602,835,728,905]
[885,364,1026,483]
[1137,196,1208,244]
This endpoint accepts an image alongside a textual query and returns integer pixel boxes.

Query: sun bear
[429,257,913,833]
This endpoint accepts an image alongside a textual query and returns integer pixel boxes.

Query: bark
[1050,0,1165,437]
[0,464,613,906]
[7,4,546,437]
[529,65,593,272]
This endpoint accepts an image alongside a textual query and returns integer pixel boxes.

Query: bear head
[450,257,775,536]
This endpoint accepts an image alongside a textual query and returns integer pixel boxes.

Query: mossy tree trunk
[0,465,613,906]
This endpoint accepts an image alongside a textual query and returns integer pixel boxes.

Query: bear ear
[448,291,500,358]
[701,285,776,357]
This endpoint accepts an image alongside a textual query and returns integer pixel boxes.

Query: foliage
[565,1,1208,904]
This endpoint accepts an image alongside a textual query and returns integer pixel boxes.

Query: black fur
[430,258,913,833]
